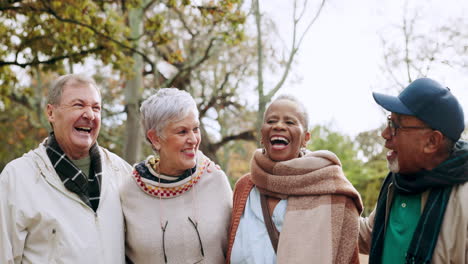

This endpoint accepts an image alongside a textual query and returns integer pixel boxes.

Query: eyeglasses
[386,115,432,136]
[160,217,205,263]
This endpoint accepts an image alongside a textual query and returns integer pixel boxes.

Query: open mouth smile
[75,126,92,133]
[270,136,290,150]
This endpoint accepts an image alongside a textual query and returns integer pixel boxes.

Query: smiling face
[148,111,201,176]
[383,113,432,173]
[47,81,101,160]
[261,99,310,162]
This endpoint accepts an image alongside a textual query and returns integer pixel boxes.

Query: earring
[260,139,266,155]
[300,147,306,157]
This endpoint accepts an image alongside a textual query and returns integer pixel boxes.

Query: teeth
[76,127,91,132]
[270,136,289,144]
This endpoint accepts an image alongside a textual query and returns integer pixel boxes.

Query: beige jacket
[359,182,468,263]
[0,141,132,264]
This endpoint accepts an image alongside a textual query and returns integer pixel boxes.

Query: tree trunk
[254,0,325,143]
[123,6,145,164]
[254,0,265,146]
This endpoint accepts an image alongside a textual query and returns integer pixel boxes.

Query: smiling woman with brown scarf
[226,95,363,264]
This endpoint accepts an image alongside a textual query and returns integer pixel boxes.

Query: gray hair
[48,74,101,105]
[265,94,309,130]
[140,88,199,141]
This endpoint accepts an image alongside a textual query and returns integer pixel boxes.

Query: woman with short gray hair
[120,88,233,264]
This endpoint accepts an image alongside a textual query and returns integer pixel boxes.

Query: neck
[62,147,89,160]
[157,160,185,177]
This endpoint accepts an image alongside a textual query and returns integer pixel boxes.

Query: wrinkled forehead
[265,99,307,126]
[60,81,102,103]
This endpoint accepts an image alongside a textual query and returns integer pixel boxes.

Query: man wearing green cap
[359,78,468,264]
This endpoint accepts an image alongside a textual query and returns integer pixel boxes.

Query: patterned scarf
[369,141,468,264]
[250,149,363,264]
[45,133,102,212]
[132,155,207,198]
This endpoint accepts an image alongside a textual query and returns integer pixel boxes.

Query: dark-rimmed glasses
[387,115,432,136]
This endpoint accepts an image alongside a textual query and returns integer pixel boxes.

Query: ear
[303,131,311,147]
[423,130,444,154]
[46,104,55,123]
[147,129,162,151]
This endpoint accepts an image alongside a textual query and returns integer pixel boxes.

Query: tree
[0,0,141,103]
[354,126,388,214]
[122,0,251,162]
[378,1,468,90]
[253,0,326,142]
[0,0,253,165]
[122,2,148,164]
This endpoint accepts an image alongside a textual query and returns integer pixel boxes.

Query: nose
[187,131,197,144]
[273,121,286,130]
[381,125,392,140]
[82,106,95,120]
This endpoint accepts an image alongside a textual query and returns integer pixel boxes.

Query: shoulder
[450,181,468,204]
[233,174,254,201]
[230,174,254,228]
[1,145,44,183]
[198,151,229,180]
[99,146,132,174]
[234,174,254,191]
[439,182,468,223]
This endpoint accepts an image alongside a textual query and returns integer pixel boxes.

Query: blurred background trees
[1,0,467,214]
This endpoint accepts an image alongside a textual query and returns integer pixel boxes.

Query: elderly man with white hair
[0,74,132,263]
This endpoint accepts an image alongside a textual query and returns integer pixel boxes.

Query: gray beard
[387,159,400,173]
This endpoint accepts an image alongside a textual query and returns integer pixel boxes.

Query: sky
[261,0,468,137]
[10,0,468,140]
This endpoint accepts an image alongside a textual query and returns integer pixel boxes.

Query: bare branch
[254,0,264,98]
[380,36,405,89]
[173,6,197,37]
[0,47,105,68]
[296,0,325,48]
[160,36,220,87]
[265,0,325,100]
[211,130,256,152]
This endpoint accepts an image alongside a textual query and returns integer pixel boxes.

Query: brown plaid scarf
[250,149,363,263]
[45,133,102,212]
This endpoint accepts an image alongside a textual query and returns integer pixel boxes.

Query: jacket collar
[28,139,114,208]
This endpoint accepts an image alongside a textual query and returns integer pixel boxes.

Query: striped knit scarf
[369,140,468,264]
[250,149,363,264]
[45,133,102,212]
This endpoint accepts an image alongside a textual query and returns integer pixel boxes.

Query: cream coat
[0,141,132,264]
[359,182,468,263]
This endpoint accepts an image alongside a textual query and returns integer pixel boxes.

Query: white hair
[140,88,199,141]
[48,74,100,105]
[266,94,309,130]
